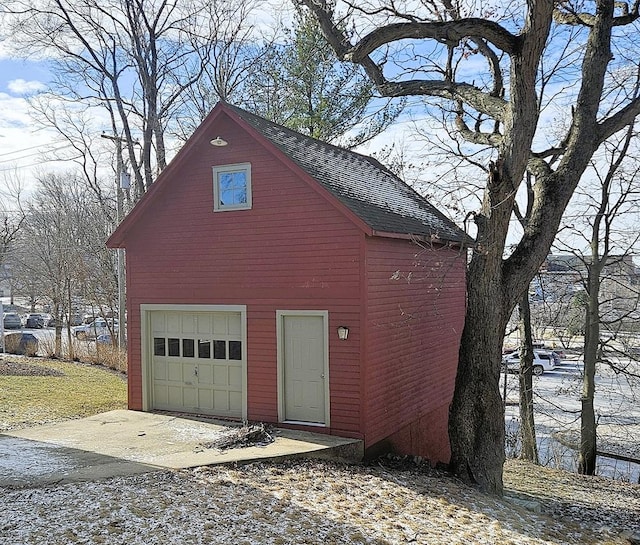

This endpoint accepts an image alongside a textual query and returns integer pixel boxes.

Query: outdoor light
[210,136,228,147]
[337,326,349,340]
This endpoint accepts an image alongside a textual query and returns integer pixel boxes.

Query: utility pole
[101,133,130,350]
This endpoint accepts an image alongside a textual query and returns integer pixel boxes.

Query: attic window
[213,163,252,211]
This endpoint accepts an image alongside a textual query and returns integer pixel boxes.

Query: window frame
[212,162,252,211]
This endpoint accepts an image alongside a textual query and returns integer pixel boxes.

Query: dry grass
[505,459,640,540]
[37,333,128,373]
[81,343,128,373]
[184,459,640,545]
[0,356,127,431]
[4,459,638,545]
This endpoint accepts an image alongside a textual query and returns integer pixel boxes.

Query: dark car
[3,312,22,329]
[25,313,45,328]
[3,332,38,355]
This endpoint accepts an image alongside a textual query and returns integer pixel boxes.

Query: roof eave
[370,229,468,249]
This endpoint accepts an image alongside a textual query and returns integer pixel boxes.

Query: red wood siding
[363,236,466,463]
[124,114,363,437]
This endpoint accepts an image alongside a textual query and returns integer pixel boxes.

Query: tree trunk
[66,277,74,361]
[518,294,538,463]
[579,267,599,474]
[579,396,597,475]
[448,155,522,495]
[54,300,62,358]
[449,249,508,494]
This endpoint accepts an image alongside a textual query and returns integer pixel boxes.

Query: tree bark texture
[518,294,539,464]
[448,161,515,494]
[579,268,600,474]
[449,286,507,492]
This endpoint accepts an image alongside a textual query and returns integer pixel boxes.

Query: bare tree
[554,116,640,474]
[0,171,26,313]
[510,172,539,464]
[11,172,116,356]
[1,0,263,197]
[299,0,640,493]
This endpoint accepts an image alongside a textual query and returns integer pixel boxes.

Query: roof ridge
[225,102,380,162]
[223,102,469,244]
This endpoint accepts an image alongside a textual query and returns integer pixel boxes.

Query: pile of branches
[201,422,275,451]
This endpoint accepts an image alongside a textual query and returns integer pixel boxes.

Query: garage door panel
[182,364,196,385]
[229,366,242,387]
[197,315,212,335]
[182,387,197,408]
[150,310,244,419]
[213,390,229,411]
[228,315,241,336]
[167,385,183,406]
[213,315,228,334]
[229,391,242,412]
[167,314,181,332]
[154,360,167,381]
[197,364,213,385]
[182,314,196,334]
[167,362,182,382]
[151,313,166,332]
[198,389,214,410]
[154,385,168,405]
[213,366,228,386]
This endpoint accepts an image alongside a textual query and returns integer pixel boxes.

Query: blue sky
[0,57,62,187]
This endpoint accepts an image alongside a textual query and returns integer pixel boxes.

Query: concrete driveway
[0,410,362,488]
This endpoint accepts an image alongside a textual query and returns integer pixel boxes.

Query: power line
[0,157,73,172]
[0,144,75,165]
[0,142,59,158]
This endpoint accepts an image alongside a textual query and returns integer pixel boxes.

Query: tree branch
[344,20,519,63]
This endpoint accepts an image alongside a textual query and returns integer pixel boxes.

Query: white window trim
[212,162,252,211]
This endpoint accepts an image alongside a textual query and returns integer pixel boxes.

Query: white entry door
[279,313,329,425]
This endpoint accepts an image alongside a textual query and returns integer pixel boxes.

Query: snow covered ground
[2,460,638,545]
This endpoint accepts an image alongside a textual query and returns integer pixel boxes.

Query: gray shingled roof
[226,104,468,244]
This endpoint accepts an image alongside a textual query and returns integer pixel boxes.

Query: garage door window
[154,338,166,356]
[154,336,242,360]
[183,339,195,358]
[168,338,180,357]
[198,340,211,358]
[229,341,242,360]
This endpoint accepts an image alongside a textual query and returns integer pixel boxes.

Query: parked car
[501,349,559,376]
[72,318,119,340]
[3,332,38,355]
[24,313,45,328]
[3,312,22,329]
[40,313,55,327]
[96,333,113,345]
[68,313,83,326]
[503,342,547,355]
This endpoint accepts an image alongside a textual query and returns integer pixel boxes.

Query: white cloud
[7,78,46,95]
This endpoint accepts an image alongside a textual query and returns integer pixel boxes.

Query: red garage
[107,102,468,464]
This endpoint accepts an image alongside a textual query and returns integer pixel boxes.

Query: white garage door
[149,309,244,418]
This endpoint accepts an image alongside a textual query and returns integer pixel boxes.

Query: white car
[72,318,119,340]
[501,349,559,376]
